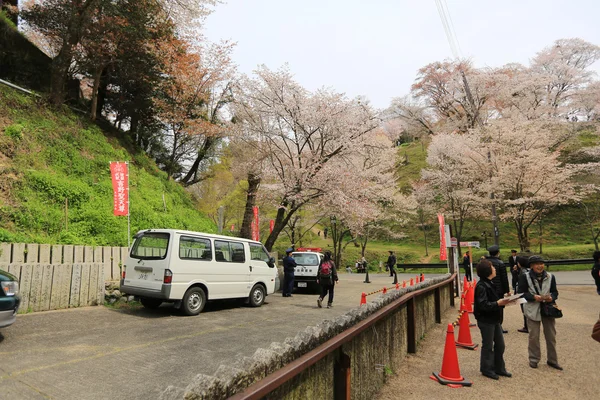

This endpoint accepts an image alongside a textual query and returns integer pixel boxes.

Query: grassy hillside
[0,85,215,245]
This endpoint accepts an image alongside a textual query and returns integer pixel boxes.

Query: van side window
[214,240,245,263]
[249,243,270,262]
[179,236,212,260]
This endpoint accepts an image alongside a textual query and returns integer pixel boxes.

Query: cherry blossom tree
[531,38,600,117]
[233,66,380,251]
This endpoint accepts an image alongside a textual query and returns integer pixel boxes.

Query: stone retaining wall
[160,275,453,400]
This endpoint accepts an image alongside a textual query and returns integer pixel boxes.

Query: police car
[292,248,323,291]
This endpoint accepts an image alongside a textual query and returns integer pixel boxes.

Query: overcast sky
[204,0,600,109]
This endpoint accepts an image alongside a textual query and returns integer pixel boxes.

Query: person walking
[508,250,519,293]
[463,251,472,282]
[317,251,338,309]
[516,256,530,333]
[592,251,600,295]
[386,250,397,278]
[282,248,296,297]
[518,255,562,370]
[473,259,512,380]
[485,245,510,333]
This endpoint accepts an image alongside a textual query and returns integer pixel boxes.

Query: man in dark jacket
[485,245,510,332]
[282,248,296,297]
[386,250,397,278]
[508,249,519,293]
[463,251,472,281]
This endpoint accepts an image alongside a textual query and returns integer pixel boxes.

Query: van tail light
[164,269,173,284]
[122,267,126,280]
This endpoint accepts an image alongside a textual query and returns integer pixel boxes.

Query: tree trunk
[181,136,217,186]
[240,173,261,239]
[49,0,100,106]
[96,66,109,118]
[49,45,73,106]
[90,67,103,120]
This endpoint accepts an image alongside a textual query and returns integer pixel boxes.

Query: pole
[468,246,473,282]
[460,69,500,246]
[218,206,224,234]
[127,162,131,249]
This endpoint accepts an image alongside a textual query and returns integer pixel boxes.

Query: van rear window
[131,233,169,260]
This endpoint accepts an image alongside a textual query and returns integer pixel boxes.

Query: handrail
[228,273,456,400]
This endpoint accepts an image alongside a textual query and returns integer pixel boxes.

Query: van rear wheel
[182,287,206,316]
[140,298,162,309]
[249,284,265,307]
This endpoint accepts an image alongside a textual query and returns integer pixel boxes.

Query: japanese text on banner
[438,213,447,261]
[110,162,129,216]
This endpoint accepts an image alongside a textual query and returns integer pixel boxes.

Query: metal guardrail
[397,258,595,270]
[228,274,456,400]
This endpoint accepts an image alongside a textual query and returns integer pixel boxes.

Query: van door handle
[249,265,253,272]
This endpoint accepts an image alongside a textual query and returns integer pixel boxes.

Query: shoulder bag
[531,275,563,319]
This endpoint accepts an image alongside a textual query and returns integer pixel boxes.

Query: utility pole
[460,70,500,246]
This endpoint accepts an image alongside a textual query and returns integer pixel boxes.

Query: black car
[0,268,20,328]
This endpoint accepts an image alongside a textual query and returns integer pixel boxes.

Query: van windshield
[292,253,319,266]
[130,232,169,260]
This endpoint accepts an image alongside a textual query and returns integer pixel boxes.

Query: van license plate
[138,273,148,280]
[298,282,307,287]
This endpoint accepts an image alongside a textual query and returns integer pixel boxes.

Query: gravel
[377,286,600,400]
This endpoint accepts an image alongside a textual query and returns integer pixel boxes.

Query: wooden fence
[0,242,129,281]
[0,243,129,313]
[1,263,105,313]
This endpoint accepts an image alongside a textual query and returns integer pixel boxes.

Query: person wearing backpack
[317,251,339,309]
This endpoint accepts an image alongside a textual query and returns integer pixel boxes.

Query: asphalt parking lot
[0,271,593,399]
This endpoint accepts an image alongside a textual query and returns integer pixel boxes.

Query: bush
[4,123,23,141]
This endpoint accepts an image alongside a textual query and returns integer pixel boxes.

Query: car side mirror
[268,257,276,268]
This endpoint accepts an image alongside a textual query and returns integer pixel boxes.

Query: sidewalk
[377,285,600,399]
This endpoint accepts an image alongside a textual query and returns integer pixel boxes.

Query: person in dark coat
[508,249,519,293]
[282,248,296,297]
[474,259,512,380]
[485,245,510,333]
[386,250,397,278]
[462,251,472,281]
[317,251,338,308]
[592,251,600,295]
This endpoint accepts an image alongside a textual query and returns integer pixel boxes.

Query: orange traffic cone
[461,294,477,328]
[416,274,419,283]
[430,324,472,387]
[360,292,367,306]
[383,287,387,294]
[396,282,400,290]
[402,280,406,288]
[468,281,475,312]
[420,273,425,282]
[410,278,414,286]
[463,276,468,293]
[463,285,474,313]
[456,311,478,350]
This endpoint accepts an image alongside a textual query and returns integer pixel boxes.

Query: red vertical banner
[269,219,274,233]
[251,206,259,241]
[110,162,129,216]
[438,213,447,261]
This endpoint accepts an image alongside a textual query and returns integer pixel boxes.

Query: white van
[120,229,277,315]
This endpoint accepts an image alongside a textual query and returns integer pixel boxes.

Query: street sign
[459,241,481,248]
[450,237,457,247]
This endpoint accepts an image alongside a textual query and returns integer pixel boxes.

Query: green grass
[395,140,429,193]
[0,85,215,245]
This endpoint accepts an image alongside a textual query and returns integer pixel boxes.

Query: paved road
[0,271,594,399]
